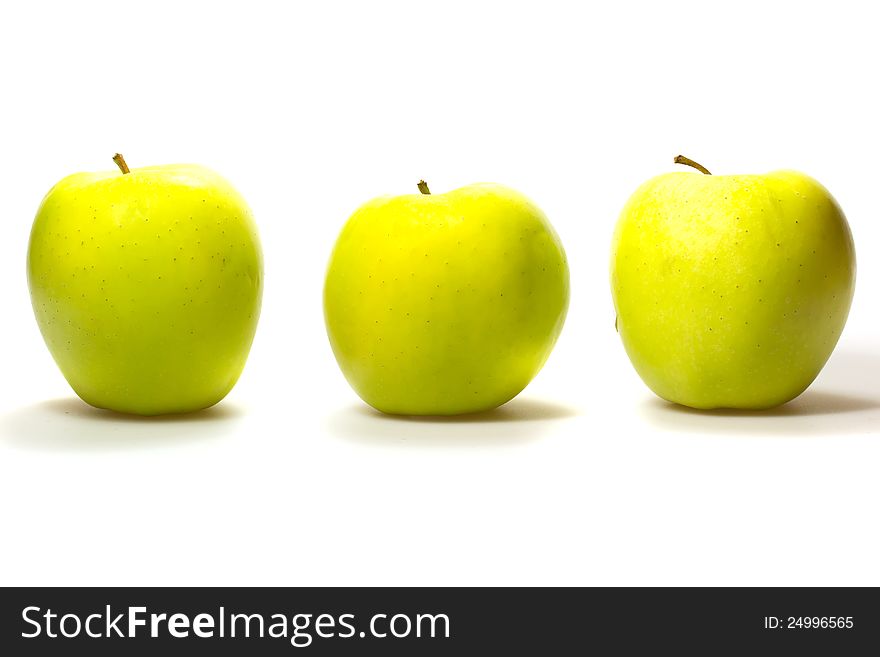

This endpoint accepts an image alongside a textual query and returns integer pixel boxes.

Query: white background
[1,0,879,586]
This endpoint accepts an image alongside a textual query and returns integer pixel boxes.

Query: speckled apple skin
[611,170,855,409]
[324,183,569,416]
[27,164,263,415]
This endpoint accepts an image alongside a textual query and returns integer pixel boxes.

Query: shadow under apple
[326,397,580,447]
[0,398,242,452]
[640,348,880,436]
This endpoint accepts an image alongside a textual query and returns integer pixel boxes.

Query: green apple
[324,181,569,415]
[27,154,263,415]
[610,156,856,409]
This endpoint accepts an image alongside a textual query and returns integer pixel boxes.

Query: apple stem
[673,155,711,175]
[417,180,431,195]
[112,153,131,174]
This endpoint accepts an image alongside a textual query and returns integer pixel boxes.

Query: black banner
[1,587,877,654]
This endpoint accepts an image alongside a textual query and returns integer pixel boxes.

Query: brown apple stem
[112,153,131,174]
[673,155,711,175]
[417,180,431,195]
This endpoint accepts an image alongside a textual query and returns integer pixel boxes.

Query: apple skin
[611,169,855,410]
[27,163,263,415]
[324,183,569,415]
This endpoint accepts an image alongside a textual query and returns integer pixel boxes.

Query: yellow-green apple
[27,154,263,415]
[324,181,569,415]
[611,156,856,409]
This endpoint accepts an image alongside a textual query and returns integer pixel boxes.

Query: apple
[610,156,856,409]
[324,181,569,415]
[27,154,263,415]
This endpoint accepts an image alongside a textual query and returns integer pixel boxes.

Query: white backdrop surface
[1,1,879,586]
